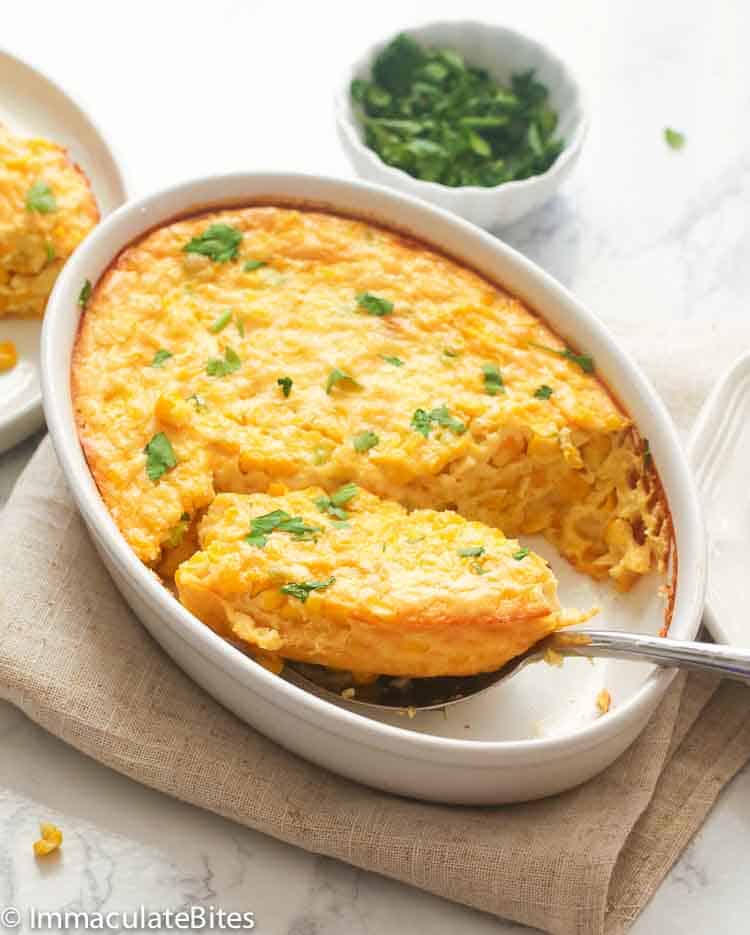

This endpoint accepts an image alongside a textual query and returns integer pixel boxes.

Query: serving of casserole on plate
[43,174,705,803]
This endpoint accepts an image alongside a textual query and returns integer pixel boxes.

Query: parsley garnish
[326,368,361,394]
[144,432,177,482]
[246,510,320,548]
[44,242,56,264]
[78,279,92,308]
[165,512,190,548]
[243,259,266,271]
[350,34,564,187]
[281,576,335,603]
[352,430,379,452]
[411,405,466,438]
[356,292,393,316]
[534,384,554,399]
[25,180,57,214]
[443,347,460,358]
[381,355,404,367]
[150,349,173,368]
[184,224,242,263]
[664,127,685,150]
[277,376,293,397]
[315,482,359,521]
[513,548,530,561]
[206,347,241,377]
[482,363,504,396]
[529,342,594,374]
[209,309,232,333]
[236,313,245,337]
[458,546,485,557]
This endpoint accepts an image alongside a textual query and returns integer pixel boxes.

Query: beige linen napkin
[1,318,749,935]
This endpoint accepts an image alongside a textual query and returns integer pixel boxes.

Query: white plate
[689,352,750,646]
[0,47,128,454]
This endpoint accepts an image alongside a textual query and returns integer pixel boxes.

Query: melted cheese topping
[73,206,671,612]
[0,126,98,318]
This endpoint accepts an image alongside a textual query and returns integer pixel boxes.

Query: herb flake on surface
[246,510,320,548]
[184,224,242,262]
[144,432,177,482]
[281,576,335,603]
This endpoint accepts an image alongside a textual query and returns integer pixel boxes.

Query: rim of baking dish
[41,172,706,768]
[334,20,589,198]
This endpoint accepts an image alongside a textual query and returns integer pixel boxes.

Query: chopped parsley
[144,432,177,482]
[534,384,554,399]
[183,224,242,263]
[277,376,293,397]
[664,127,685,150]
[44,242,56,264]
[349,34,564,188]
[411,404,466,438]
[150,349,173,368]
[315,482,359,521]
[243,259,266,271]
[326,368,361,394]
[458,546,485,558]
[236,313,245,337]
[356,292,393,316]
[164,512,190,548]
[352,430,379,452]
[443,347,460,358]
[78,279,92,308]
[529,342,594,374]
[246,510,320,548]
[482,363,504,396]
[281,576,335,603]
[513,548,530,561]
[25,180,57,214]
[381,355,404,367]
[206,347,241,377]
[209,309,232,333]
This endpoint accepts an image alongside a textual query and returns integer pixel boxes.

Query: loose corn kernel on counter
[73,206,672,677]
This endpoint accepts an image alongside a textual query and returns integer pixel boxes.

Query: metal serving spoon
[284,628,750,712]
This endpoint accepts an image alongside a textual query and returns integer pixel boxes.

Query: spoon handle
[548,629,750,683]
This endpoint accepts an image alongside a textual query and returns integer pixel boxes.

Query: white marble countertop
[2,1,749,931]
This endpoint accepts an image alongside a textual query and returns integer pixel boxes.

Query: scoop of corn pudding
[175,486,591,678]
[0,125,98,317]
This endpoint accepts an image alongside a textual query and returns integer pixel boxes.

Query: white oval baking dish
[41,173,706,804]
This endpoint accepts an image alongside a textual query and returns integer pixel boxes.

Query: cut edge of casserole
[174,487,595,678]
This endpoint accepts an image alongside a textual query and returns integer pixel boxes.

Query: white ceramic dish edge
[41,173,706,804]
[335,20,588,229]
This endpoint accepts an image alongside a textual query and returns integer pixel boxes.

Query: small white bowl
[42,173,705,805]
[335,21,588,229]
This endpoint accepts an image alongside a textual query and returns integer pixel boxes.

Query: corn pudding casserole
[73,206,672,677]
[0,125,98,317]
